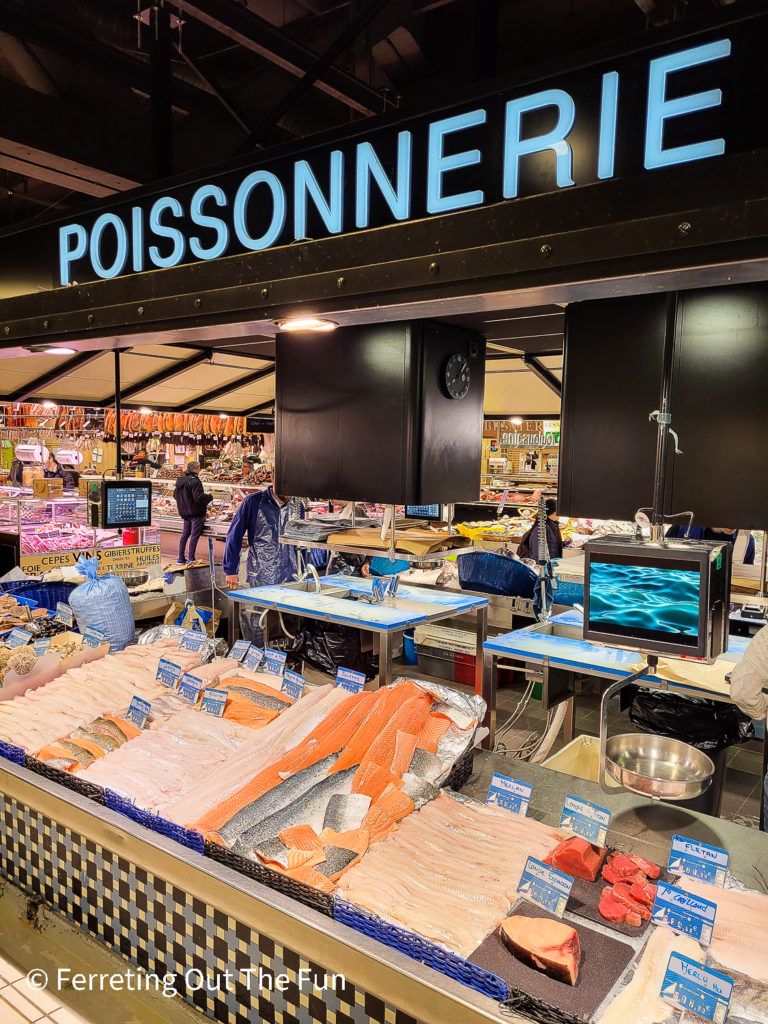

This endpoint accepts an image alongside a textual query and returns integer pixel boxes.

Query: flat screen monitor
[102,481,152,528]
[405,504,442,520]
[583,536,731,662]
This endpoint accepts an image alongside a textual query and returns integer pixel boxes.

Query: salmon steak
[500,915,581,985]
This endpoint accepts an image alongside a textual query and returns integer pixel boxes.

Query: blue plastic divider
[0,740,26,766]
[333,898,509,1002]
[104,788,205,855]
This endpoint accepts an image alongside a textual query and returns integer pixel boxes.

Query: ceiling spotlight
[219,413,229,418]
[277,317,338,333]
[139,407,152,414]
[44,347,76,355]
[511,417,523,425]
[42,401,57,409]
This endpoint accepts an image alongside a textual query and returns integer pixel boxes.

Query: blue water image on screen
[589,562,700,636]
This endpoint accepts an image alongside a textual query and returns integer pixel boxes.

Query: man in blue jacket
[665,525,755,565]
[224,486,301,640]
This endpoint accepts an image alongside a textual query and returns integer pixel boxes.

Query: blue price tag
[336,667,366,693]
[244,647,265,672]
[180,631,206,652]
[178,673,204,702]
[282,671,305,700]
[125,696,151,729]
[517,856,573,918]
[56,602,74,627]
[560,793,611,846]
[82,626,107,649]
[33,638,51,657]
[486,772,532,816]
[200,688,228,717]
[668,835,729,887]
[229,640,251,663]
[6,628,32,648]
[661,953,733,1023]
[156,659,182,688]
[651,881,718,946]
[263,648,286,676]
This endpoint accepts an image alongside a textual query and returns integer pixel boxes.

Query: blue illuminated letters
[233,171,286,251]
[89,213,128,279]
[426,109,487,214]
[148,197,185,269]
[294,151,344,239]
[190,185,229,260]
[503,89,575,199]
[355,132,412,228]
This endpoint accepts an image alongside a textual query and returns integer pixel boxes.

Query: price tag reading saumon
[229,640,251,662]
[336,667,366,693]
[156,659,182,688]
[178,673,204,703]
[661,953,733,1023]
[560,794,611,846]
[486,772,532,816]
[180,630,206,652]
[125,696,151,729]
[200,688,228,717]
[56,602,74,627]
[281,670,305,700]
[262,648,286,676]
[517,856,573,918]
[668,835,729,887]
[651,881,718,946]
[6,628,32,648]
[244,646,265,672]
[82,626,107,648]
[33,637,51,657]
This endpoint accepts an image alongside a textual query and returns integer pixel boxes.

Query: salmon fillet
[352,763,402,801]
[362,785,415,841]
[279,824,322,852]
[415,713,453,754]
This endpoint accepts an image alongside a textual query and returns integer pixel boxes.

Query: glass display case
[149,480,265,537]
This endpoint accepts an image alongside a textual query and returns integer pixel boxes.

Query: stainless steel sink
[279,581,351,599]
[526,621,584,641]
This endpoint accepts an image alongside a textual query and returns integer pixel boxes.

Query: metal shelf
[279,535,478,566]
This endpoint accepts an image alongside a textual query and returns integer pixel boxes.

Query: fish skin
[236,767,358,853]
[400,772,440,809]
[323,793,371,833]
[91,717,129,743]
[59,740,96,766]
[408,748,443,783]
[219,752,339,845]
[315,846,358,878]
[72,728,120,752]
[255,838,290,868]
[223,685,291,711]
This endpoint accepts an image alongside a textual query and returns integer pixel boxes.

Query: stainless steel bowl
[115,569,149,589]
[605,733,714,800]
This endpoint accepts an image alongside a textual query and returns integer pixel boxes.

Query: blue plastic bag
[69,556,134,652]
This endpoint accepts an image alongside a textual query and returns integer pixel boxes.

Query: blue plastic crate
[104,789,204,855]
[551,578,584,607]
[0,580,77,613]
[0,740,26,766]
[333,898,509,1002]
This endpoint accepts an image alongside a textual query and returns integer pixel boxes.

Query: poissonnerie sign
[58,21,765,287]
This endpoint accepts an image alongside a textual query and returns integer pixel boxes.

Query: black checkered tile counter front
[1,792,422,1024]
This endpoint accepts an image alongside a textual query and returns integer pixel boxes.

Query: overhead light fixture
[139,407,153,414]
[277,317,338,333]
[42,401,57,409]
[219,413,229,418]
[42,347,76,355]
[511,417,523,425]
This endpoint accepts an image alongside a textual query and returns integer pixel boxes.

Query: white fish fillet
[682,878,768,985]
[597,927,701,1024]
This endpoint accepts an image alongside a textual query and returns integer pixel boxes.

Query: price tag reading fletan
[651,881,718,946]
[262,648,286,676]
[125,696,151,729]
[33,637,51,657]
[281,671,305,700]
[661,953,733,1023]
[56,602,74,627]
[560,793,611,846]
[156,659,182,688]
[229,640,251,662]
[244,647,265,672]
[6,628,32,648]
[336,667,366,693]
[668,836,729,887]
[486,772,532,816]
[82,626,107,648]
[200,688,228,717]
[179,631,206,652]
[517,856,573,918]
[178,673,204,703]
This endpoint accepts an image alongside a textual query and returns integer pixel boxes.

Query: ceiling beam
[170,0,385,116]
[522,354,562,397]
[173,42,253,136]
[4,351,104,403]
[245,399,275,415]
[178,365,275,413]
[119,350,213,402]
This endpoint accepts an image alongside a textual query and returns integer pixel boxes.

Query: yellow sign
[19,543,161,577]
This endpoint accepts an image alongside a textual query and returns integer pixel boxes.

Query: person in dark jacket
[8,458,23,487]
[517,498,564,562]
[174,461,213,564]
[43,455,63,479]
[665,524,755,565]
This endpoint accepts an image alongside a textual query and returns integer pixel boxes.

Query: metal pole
[151,0,173,177]
[759,531,768,598]
[114,350,122,480]
[650,292,679,541]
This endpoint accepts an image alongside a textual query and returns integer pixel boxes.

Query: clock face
[443,352,471,399]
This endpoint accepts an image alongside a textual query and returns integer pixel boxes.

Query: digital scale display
[102,481,152,528]
[405,505,442,520]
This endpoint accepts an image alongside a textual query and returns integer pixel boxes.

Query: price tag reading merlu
[156,659,182,688]
[125,696,151,729]
[229,640,251,662]
[660,953,733,1023]
[668,835,729,887]
[244,646,265,672]
[179,630,206,652]
[517,857,573,918]
[178,673,204,703]
[262,648,286,676]
[281,670,305,700]
[651,881,718,946]
[486,772,532,816]
[56,602,74,627]
[200,688,228,717]
[560,794,611,846]
[336,667,366,693]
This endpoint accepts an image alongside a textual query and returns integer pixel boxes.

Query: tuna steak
[500,915,581,985]
[547,836,606,882]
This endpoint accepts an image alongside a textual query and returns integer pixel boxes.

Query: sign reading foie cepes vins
[20,543,161,578]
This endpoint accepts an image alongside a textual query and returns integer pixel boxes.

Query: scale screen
[102,481,152,528]
[405,505,442,520]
